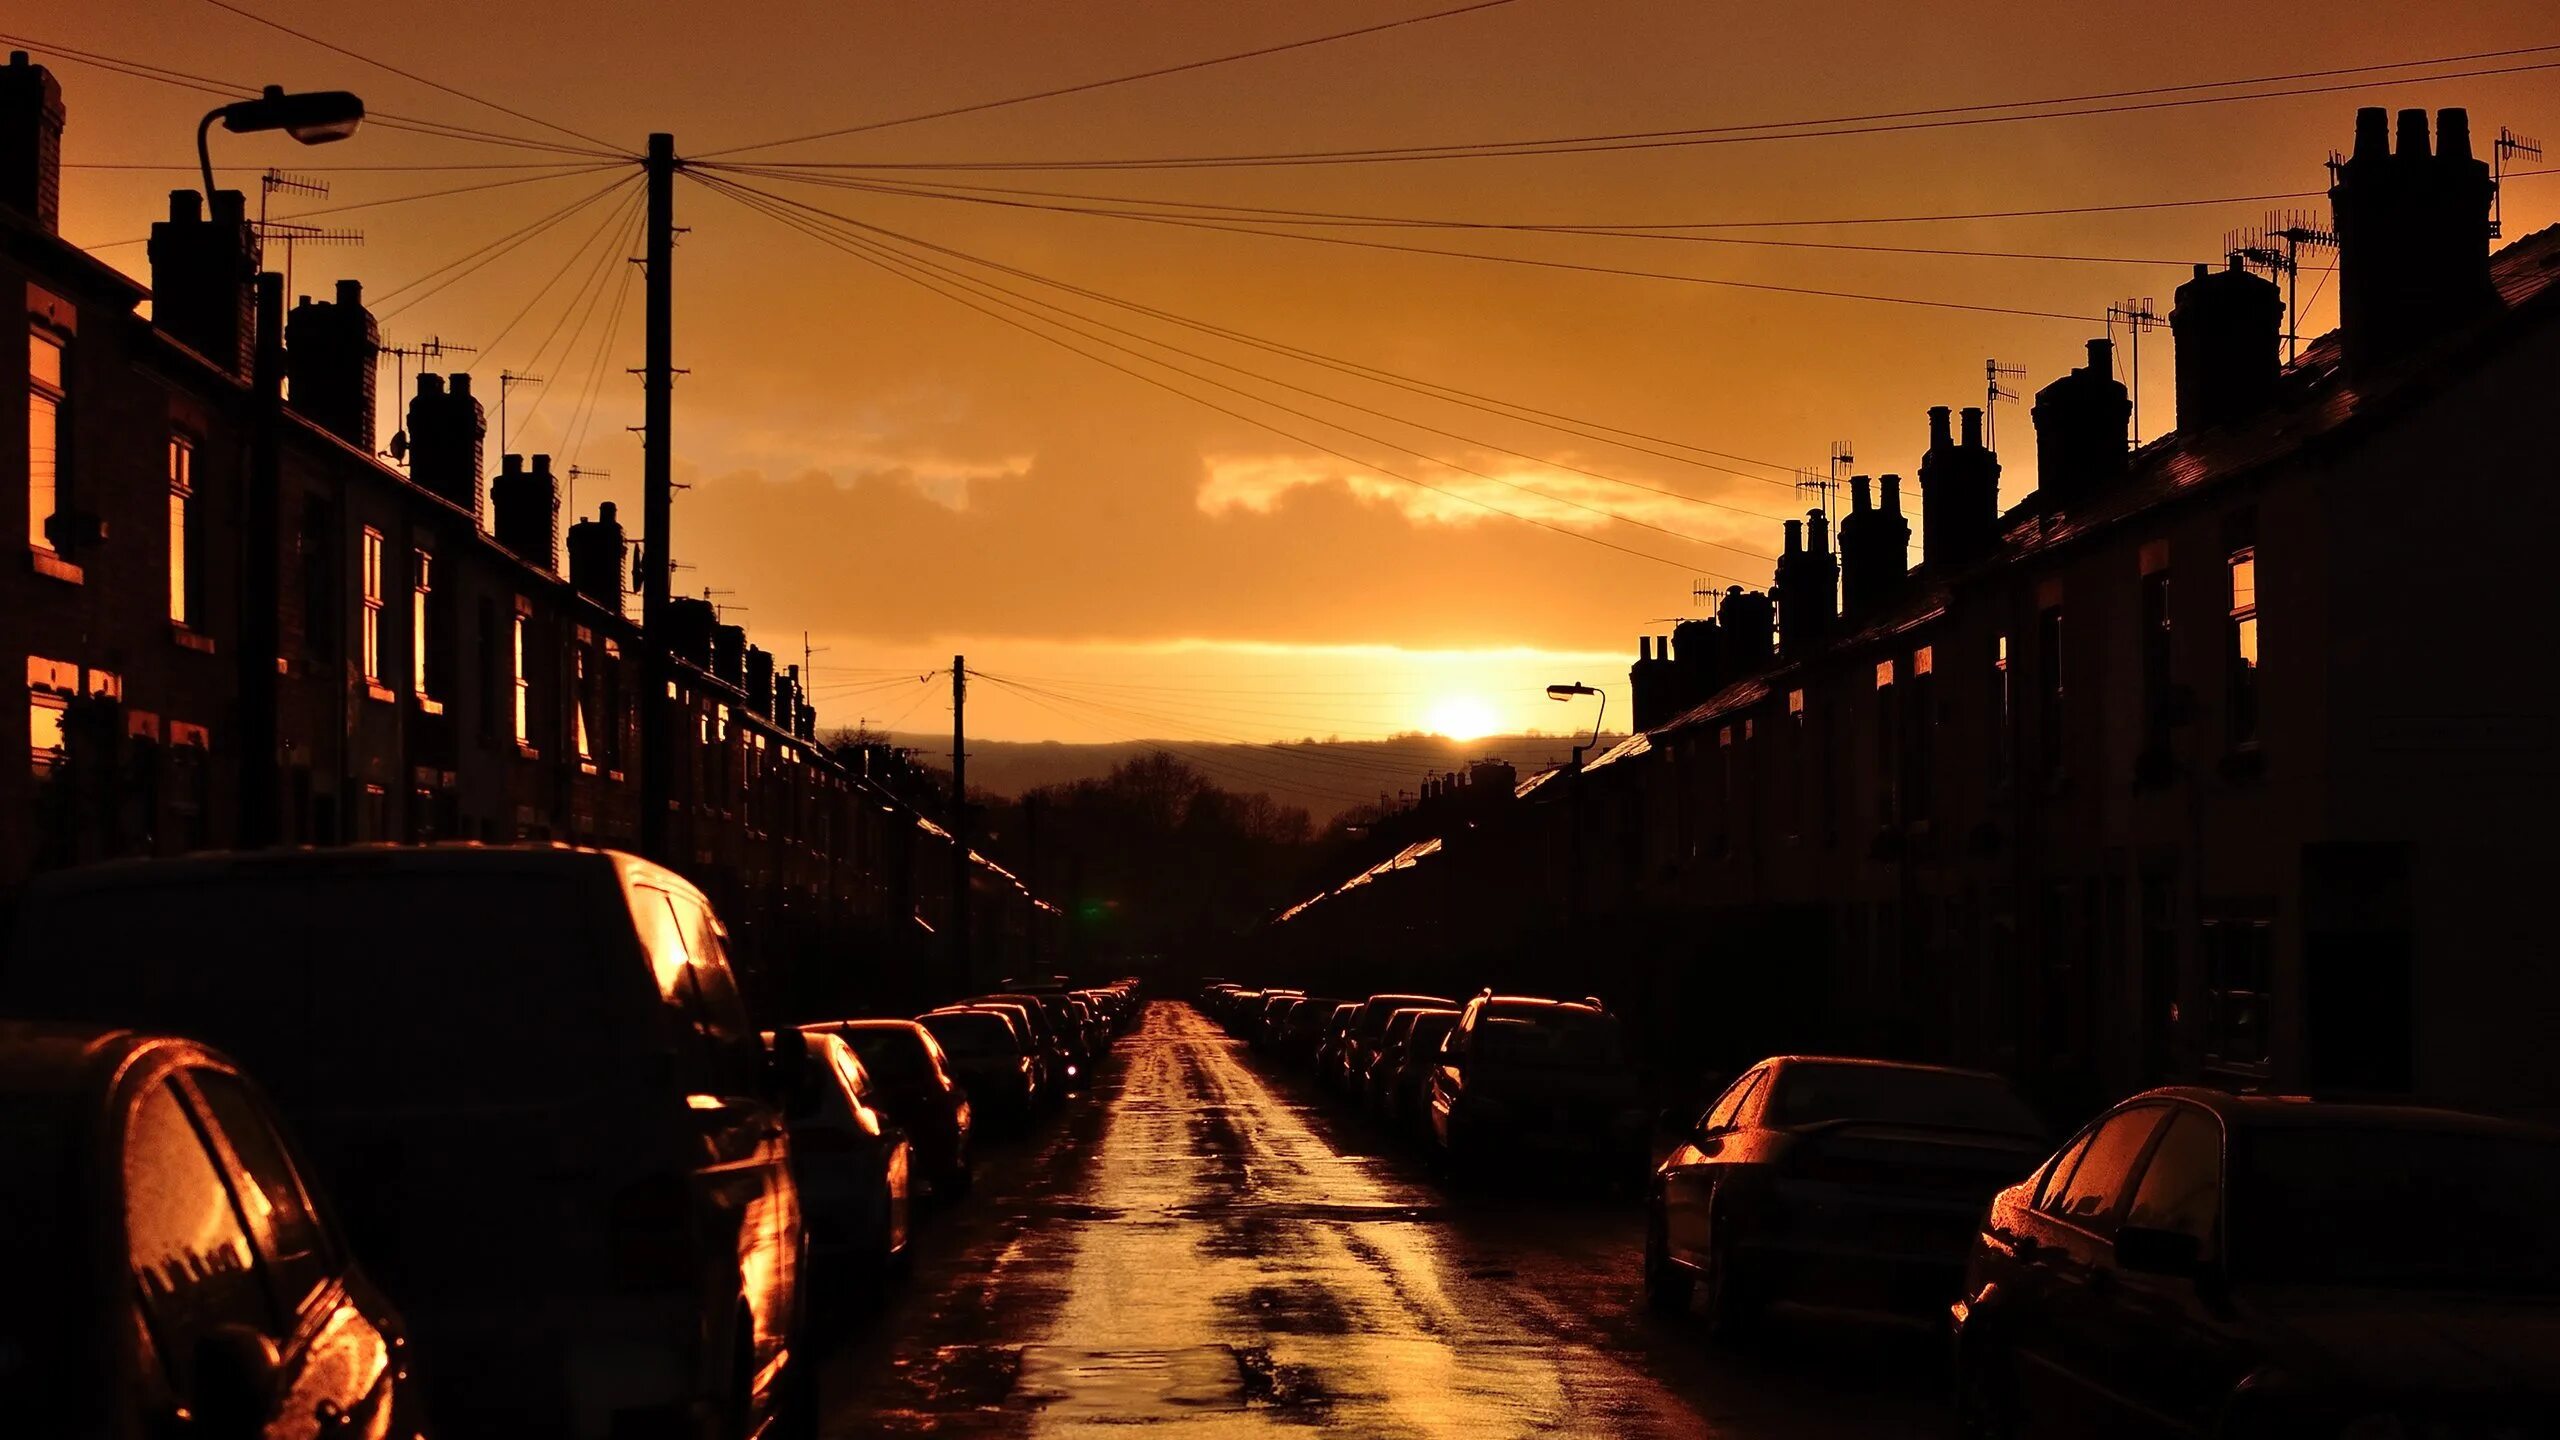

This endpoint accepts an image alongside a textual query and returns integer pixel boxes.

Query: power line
[706,178,1779,562]
[712,167,2204,264]
[501,192,644,447]
[767,46,2560,172]
[473,185,645,381]
[194,0,626,154]
[561,254,640,472]
[696,0,1526,159]
[374,171,633,316]
[692,172,1706,574]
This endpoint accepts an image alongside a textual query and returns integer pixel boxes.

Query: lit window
[2229,548,2261,748]
[1787,688,1805,721]
[29,694,64,774]
[411,549,434,699]
[359,529,384,684]
[1911,646,1932,677]
[166,437,192,624]
[574,648,593,764]
[28,328,63,550]
[512,614,531,745]
[1875,659,1894,689]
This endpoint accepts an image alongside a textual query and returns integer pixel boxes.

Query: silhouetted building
[1277,105,2560,1122]
[285,279,380,453]
[1837,474,1911,622]
[491,453,559,572]
[0,52,63,233]
[148,189,254,376]
[565,500,626,615]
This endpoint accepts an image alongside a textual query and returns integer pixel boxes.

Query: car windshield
[923,1013,1017,1057]
[1472,1010,1624,1070]
[1764,1064,2044,1134]
[1359,997,1451,1037]
[844,1030,935,1086]
[3,870,623,1110]
[2233,1126,2560,1293]
[0,1094,87,1419]
[1404,1012,1459,1055]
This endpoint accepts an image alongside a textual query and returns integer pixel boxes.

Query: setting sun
[1423,694,1502,741]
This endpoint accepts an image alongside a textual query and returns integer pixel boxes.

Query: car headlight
[2337,1416,2408,1440]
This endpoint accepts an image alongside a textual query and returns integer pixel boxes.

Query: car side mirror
[191,1324,282,1439]
[2112,1224,2204,1278]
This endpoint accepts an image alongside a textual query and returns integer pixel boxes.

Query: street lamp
[197,85,366,198]
[1546,682,1606,767]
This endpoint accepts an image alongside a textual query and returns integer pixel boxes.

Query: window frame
[2036,1102,2170,1237]
[166,434,194,626]
[2227,546,2261,750]
[358,527,386,686]
[27,324,66,554]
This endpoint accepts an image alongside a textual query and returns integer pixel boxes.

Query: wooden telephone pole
[950,655,972,988]
[639,133,677,859]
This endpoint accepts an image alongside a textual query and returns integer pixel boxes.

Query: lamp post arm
[1586,689,1607,759]
[196,106,222,204]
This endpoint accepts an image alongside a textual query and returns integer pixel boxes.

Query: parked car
[769,1030,912,1283]
[1277,996,1348,1063]
[1950,1089,2560,1438]
[1311,1002,1360,1084]
[969,991,1090,1089]
[1362,1005,1459,1114]
[918,1007,1041,1124]
[1336,993,1459,1093]
[961,996,1071,1095]
[1373,1007,1463,1135]
[0,846,812,1440]
[1646,1055,2048,1336]
[821,1020,973,1197]
[1250,990,1307,1047]
[0,1023,427,1439]
[1428,994,1650,1184]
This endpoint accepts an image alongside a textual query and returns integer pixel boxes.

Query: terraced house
[1276,105,2560,1121]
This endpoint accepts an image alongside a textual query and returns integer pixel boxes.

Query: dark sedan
[1646,1056,2048,1336]
[822,1020,975,1198]
[1951,1089,2560,1438]
[918,1007,1041,1125]
[1336,992,1458,1094]
[1429,995,1651,1184]
[1,1024,426,1438]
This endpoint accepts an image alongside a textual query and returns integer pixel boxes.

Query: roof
[17,840,650,895]
[1761,1054,2013,1082]
[0,1023,153,1098]
[2129,1085,2556,1136]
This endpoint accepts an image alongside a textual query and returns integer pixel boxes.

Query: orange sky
[33,0,2560,744]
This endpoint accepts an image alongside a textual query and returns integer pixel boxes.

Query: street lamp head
[1546,683,1597,701]
[220,86,365,144]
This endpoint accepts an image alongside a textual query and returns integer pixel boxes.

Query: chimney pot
[1928,405,1953,449]
[2396,107,2430,157]
[1851,474,1872,511]
[451,373,474,399]
[1882,474,1903,513]
[1639,635,1652,661]
[1783,518,1803,554]
[1960,406,1985,448]
[2354,105,2390,159]
[2437,107,2473,162]
[2085,337,2113,373]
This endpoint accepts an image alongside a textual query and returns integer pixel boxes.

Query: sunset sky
[33,0,2560,743]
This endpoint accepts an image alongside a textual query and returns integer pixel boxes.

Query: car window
[666,892,766,1093]
[2124,1108,2222,1246]
[189,1070,332,1314]
[2032,1128,2098,1209]
[2041,1105,2167,1231]
[1762,1063,2044,1135]
[1702,1069,1761,1132]
[126,1080,273,1379]
[1726,1071,1773,1130]
[638,887,763,1098]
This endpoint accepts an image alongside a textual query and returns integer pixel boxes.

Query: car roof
[1479,996,1606,1017]
[1751,1054,2013,1082]
[1365,992,1453,1005]
[17,842,698,902]
[2120,1085,2556,1136]
[0,1022,164,1098]
[827,1019,929,1039]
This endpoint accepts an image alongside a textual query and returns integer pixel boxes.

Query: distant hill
[870,731,1616,825]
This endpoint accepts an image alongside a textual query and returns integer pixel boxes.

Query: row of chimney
[660,595,819,738]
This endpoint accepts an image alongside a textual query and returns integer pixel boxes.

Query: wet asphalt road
[817,1002,1944,1437]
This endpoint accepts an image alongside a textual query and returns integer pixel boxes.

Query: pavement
[816,1001,1945,1437]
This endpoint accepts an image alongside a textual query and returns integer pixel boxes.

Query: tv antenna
[565,464,610,523]
[1984,359,2026,452]
[2493,126,2543,240]
[2229,210,2337,365]
[494,370,545,451]
[253,170,362,296]
[2105,298,2161,445]
[378,336,478,463]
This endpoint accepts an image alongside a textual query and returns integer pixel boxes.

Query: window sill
[365,682,398,705]
[28,548,83,585]
[515,743,542,760]
[414,695,444,716]
[169,625,217,655]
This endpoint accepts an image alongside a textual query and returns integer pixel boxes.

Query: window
[1874,659,1898,825]
[1991,633,2014,788]
[2201,915,2274,1073]
[358,528,384,684]
[27,327,64,552]
[511,613,531,746]
[190,1070,331,1312]
[2228,547,2260,748]
[1702,1068,1764,1131]
[2036,605,2066,784]
[29,693,64,775]
[1907,646,1936,821]
[2041,1104,2166,1232]
[411,549,435,702]
[125,1081,272,1367]
[1785,689,1806,842]
[167,437,192,625]
[574,648,594,767]
[2125,1108,2222,1245]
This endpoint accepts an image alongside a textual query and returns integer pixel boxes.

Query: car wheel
[1700,1206,1767,1343]
[1952,1336,2021,1440]
[1642,1209,1693,1317]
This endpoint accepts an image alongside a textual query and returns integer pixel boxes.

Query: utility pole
[239,273,286,846]
[950,655,972,989]
[639,132,676,861]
